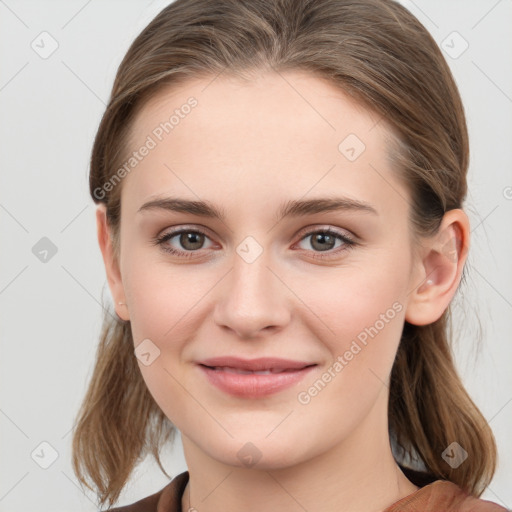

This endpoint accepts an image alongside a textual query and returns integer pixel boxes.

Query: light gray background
[0,0,511,510]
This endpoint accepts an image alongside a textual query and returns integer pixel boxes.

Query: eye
[152,227,214,258]
[152,225,357,260]
[294,227,356,260]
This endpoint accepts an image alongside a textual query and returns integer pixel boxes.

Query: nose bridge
[213,239,289,338]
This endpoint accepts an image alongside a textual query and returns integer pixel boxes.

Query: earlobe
[96,204,129,321]
[404,209,470,326]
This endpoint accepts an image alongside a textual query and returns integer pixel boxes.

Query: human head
[73,0,497,508]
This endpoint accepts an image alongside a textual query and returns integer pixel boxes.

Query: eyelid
[294,224,356,243]
[154,224,217,244]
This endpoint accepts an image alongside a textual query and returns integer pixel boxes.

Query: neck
[180,393,419,512]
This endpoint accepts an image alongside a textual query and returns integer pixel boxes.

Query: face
[108,70,422,469]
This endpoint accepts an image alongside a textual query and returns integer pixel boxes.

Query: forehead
[129,69,388,147]
[121,70,407,219]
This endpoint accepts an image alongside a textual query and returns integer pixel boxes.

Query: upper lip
[199,356,316,371]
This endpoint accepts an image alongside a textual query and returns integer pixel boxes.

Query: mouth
[200,365,310,375]
[198,356,315,372]
[196,357,317,398]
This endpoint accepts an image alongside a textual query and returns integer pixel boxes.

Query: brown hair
[72,0,498,508]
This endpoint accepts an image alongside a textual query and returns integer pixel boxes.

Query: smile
[197,362,317,398]
[207,366,300,375]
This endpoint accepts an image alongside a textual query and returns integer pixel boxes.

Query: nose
[213,250,291,339]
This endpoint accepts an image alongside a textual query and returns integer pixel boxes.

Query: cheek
[121,253,212,427]
[292,279,406,442]
[123,268,198,430]
[293,259,407,351]
[123,250,200,341]
[137,361,195,433]
[291,257,408,410]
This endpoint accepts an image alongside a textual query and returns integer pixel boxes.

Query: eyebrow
[137,196,378,222]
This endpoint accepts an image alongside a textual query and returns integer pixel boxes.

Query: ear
[405,209,470,326]
[96,204,130,321]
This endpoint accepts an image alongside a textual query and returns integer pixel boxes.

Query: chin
[200,435,310,471]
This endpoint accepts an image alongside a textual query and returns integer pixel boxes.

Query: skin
[96,70,470,512]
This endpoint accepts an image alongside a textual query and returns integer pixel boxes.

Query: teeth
[213,366,288,375]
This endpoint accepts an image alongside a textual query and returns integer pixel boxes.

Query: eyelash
[152,226,357,260]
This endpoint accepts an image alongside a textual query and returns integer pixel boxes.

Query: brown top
[107,470,509,512]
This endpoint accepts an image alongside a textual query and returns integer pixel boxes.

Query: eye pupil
[311,233,336,252]
[181,232,204,250]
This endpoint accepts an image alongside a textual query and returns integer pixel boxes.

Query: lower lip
[198,364,316,398]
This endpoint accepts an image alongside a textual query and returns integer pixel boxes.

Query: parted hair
[72,0,498,508]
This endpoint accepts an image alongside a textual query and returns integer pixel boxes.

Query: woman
[72,0,508,510]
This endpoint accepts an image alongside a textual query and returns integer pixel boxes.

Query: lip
[199,356,314,371]
[197,357,317,398]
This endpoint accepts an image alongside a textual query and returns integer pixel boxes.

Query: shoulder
[433,481,509,512]
[104,471,189,512]
[386,480,509,512]
[107,489,162,512]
